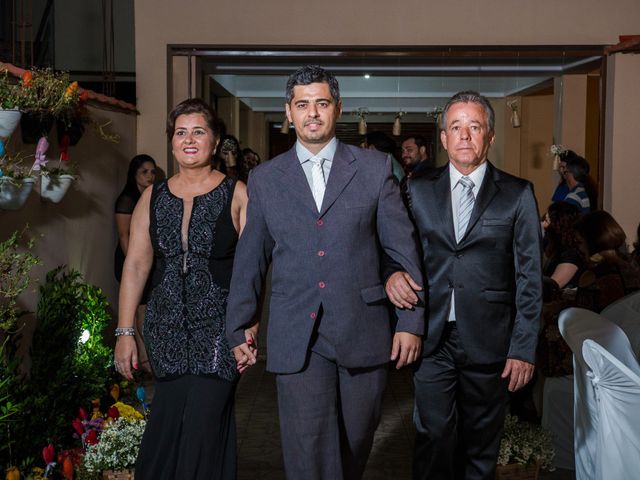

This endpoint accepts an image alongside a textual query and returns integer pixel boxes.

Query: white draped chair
[601,290,640,357]
[581,339,640,480]
[559,307,640,480]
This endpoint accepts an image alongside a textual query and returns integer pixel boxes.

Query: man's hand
[233,326,259,374]
[390,332,422,369]
[501,359,535,392]
[385,271,422,309]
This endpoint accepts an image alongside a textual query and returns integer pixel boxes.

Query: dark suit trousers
[276,314,387,480]
[413,323,508,480]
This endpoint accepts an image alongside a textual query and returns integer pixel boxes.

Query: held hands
[391,332,422,369]
[114,336,138,381]
[233,326,259,374]
[385,271,422,309]
[501,358,535,392]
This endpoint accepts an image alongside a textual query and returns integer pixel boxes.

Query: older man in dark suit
[397,91,543,480]
[225,66,424,480]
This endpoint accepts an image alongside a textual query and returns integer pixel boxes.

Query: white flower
[497,415,555,470]
[83,417,146,473]
[550,144,566,156]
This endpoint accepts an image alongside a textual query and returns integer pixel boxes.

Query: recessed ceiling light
[364,74,371,79]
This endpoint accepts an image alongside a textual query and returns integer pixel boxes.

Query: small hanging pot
[0,109,22,140]
[0,176,36,210]
[40,174,75,203]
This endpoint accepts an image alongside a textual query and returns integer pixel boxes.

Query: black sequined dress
[136,177,239,480]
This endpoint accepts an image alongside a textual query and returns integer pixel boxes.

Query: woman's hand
[234,325,259,374]
[114,336,138,380]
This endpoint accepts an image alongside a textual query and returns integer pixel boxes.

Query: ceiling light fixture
[364,74,371,79]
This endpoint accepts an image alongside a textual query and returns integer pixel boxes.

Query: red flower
[42,443,55,464]
[21,70,32,86]
[72,418,85,436]
[107,406,120,419]
[79,406,88,420]
[85,429,98,445]
[62,457,74,480]
[79,90,89,102]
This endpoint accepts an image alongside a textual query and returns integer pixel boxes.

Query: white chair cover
[582,339,640,480]
[601,291,640,358]
[559,308,640,480]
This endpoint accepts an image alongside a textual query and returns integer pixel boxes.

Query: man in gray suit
[394,91,543,480]
[226,65,424,480]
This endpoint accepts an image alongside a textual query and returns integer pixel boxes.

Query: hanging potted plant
[0,151,37,210]
[35,135,77,203]
[0,70,22,140]
[16,68,80,144]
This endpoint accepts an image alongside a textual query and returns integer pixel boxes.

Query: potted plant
[34,135,77,203]
[0,71,22,140]
[15,68,80,144]
[81,417,146,479]
[0,151,37,210]
[496,415,555,480]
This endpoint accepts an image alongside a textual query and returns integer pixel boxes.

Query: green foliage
[0,71,20,110]
[0,338,23,466]
[0,228,40,331]
[7,267,114,466]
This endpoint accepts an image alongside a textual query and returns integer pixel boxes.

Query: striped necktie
[310,156,326,211]
[457,176,475,242]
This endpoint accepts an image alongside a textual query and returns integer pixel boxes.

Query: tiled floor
[234,360,574,480]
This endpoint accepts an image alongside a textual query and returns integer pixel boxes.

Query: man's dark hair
[402,135,427,151]
[561,150,590,183]
[285,65,341,104]
[440,90,495,132]
[365,131,396,155]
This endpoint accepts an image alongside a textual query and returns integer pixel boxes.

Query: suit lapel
[460,161,499,242]
[275,146,318,214]
[319,142,357,216]
[433,167,456,245]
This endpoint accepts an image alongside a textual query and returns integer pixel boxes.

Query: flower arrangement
[14,68,82,118]
[550,144,567,157]
[498,415,555,471]
[81,417,146,474]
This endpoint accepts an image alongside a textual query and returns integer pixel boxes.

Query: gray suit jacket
[226,141,424,374]
[407,162,543,364]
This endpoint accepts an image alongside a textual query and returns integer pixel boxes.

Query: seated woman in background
[558,150,596,214]
[574,210,640,313]
[538,202,587,377]
[542,201,586,293]
[114,154,157,372]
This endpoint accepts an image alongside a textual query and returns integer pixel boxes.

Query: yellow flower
[112,401,144,420]
[5,466,20,480]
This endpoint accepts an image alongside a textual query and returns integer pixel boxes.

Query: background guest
[558,150,596,213]
[574,210,640,312]
[364,130,405,181]
[114,154,157,372]
[543,201,586,292]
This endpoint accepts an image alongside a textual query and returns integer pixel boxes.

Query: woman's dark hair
[545,201,583,260]
[575,210,627,256]
[166,98,222,140]
[119,154,157,202]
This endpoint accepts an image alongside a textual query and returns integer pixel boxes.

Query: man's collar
[449,161,487,190]
[296,137,338,164]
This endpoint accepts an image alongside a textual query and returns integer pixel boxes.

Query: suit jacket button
[318,281,326,288]
[317,250,325,257]
[456,254,463,259]
[317,219,324,226]
[310,312,317,319]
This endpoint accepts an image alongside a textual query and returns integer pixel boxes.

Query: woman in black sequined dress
[114,98,251,479]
